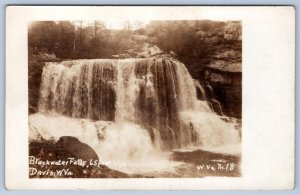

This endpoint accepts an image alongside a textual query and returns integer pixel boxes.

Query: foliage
[28,21,147,60]
[145,20,242,77]
[28,20,242,117]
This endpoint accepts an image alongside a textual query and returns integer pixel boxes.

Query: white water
[29,113,175,173]
[179,111,240,147]
[31,58,241,174]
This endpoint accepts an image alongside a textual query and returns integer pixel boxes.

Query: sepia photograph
[5,6,294,190]
[28,19,242,178]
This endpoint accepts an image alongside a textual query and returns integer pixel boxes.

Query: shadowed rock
[55,136,99,161]
[29,137,133,178]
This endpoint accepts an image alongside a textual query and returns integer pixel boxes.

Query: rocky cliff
[189,22,242,118]
[199,46,242,118]
[145,20,242,118]
[200,42,242,118]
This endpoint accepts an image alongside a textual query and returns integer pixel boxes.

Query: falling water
[34,58,240,172]
[194,80,207,101]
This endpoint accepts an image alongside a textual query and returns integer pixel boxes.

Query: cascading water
[31,57,240,173]
[39,59,116,121]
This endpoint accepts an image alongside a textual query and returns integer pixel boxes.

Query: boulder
[29,136,131,178]
[55,136,99,161]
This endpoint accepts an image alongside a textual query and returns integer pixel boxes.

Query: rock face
[196,45,242,118]
[55,136,99,162]
[29,136,130,178]
[191,22,242,118]
[28,52,61,114]
[160,21,242,118]
[203,68,242,118]
[204,46,241,118]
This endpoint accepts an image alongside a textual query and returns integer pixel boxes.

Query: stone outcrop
[55,136,99,162]
[200,48,242,118]
[29,136,130,178]
[203,68,241,118]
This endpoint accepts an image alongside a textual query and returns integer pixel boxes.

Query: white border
[5,6,295,190]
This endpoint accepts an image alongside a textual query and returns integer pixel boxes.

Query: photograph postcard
[5,6,295,190]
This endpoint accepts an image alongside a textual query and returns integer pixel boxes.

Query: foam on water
[31,58,241,173]
[29,113,175,173]
[179,111,240,147]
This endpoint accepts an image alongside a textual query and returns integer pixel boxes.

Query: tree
[28,21,59,54]
[56,21,76,58]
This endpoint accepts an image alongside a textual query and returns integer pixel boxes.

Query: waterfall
[38,59,116,121]
[194,80,207,101]
[37,58,240,152]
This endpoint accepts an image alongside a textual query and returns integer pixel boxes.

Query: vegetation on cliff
[28,20,242,117]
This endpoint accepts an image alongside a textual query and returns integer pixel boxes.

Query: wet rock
[195,60,241,118]
[207,71,232,84]
[55,136,99,161]
[207,61,241,73]
[203,70,242,118]
[29,137,131,178]
[209,98,224,116]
